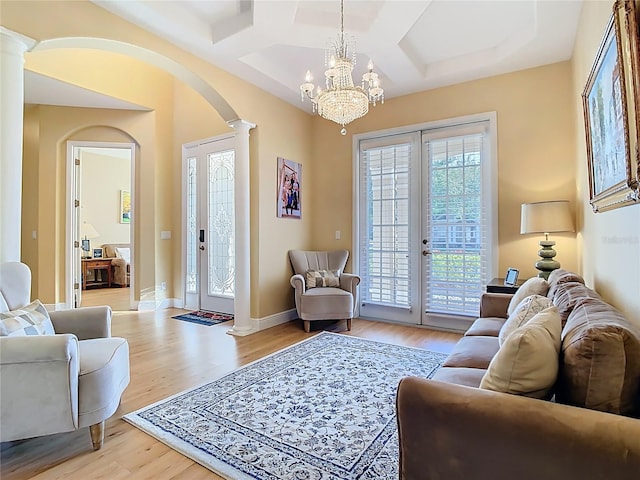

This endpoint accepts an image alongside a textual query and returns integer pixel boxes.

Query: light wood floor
[0,309,461,480]
[81,286,132,312]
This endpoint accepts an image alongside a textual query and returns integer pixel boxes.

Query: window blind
[358,134,415,309]
[423,122,489,317]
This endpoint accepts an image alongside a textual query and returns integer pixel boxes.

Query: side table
[486,277,525,294]
[82,258,113,290]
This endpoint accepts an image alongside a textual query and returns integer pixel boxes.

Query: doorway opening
[66,141,135,311]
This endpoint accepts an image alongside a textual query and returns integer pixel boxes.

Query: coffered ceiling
[25,1,585,110]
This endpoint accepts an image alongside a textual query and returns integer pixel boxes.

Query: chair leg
[347,318,352,331]
[89,421,105,450]
[304,320,311,333]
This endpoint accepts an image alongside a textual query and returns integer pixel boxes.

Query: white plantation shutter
[423,121,490,317]
[358,133,420,310]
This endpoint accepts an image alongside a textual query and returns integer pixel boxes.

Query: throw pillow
[480,306,561,399]
[0,299,55,337]
[499,294,553,346]
[115,247,131,264]
[507,277,550,315]
[306,270,340,288]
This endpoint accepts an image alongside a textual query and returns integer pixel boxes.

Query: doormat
[124,332,447,479]
[172,310,233,326]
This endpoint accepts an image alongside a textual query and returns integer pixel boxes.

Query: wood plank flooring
[0,307,461,480]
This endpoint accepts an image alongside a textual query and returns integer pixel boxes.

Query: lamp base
[535,240,561,280]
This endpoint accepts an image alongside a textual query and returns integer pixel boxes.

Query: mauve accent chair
[288,250,360,332]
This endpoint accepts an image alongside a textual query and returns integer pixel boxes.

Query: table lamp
[81,222,99,258]
[520,200,574,279]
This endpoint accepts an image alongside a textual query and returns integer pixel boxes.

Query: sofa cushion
[547,269,585,290]
[507,277,549,315]
[548,282,601,326]
[431,367,487,388]
[0,300,55,337]
[480,306,561,399]
[465,317,505,337]
[499,295,553,346]
[114,247,130,264]
[305,270,340,288]
[442,336,499,369]
[557,298,640,416]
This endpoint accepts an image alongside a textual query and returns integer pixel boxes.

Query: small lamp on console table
[520,200,574,279]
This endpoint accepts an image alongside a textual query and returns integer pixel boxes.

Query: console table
[486,277,525,295]
[82,258,113,290]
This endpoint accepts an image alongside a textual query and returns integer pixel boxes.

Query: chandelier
[300,0,384,135]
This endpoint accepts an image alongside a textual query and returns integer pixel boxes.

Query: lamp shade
[81,222,100,239]
[520,201,574,234]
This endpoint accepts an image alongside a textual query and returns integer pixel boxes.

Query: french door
[357,117,496,330]
[184,136,235,313]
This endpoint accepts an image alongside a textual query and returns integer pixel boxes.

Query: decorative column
[0,28,35,262]
[227,119,256,336]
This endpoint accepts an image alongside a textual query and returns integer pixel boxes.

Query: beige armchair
[0,262,130,450]
[288,250,360,333]
[103,243,130,287]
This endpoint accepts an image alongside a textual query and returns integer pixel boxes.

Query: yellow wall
[310,62,578,278]
[571,0,640,325]
[21,105,159,305]
[5,0,312,317]
[81,151,131,245]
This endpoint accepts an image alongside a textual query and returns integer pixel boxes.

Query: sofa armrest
[339,273,360,296]
[479,292,511,318]
[50,306,112,340]
[396,377,640,480]
[0,335,80,441]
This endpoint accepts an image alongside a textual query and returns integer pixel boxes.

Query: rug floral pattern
[125,332,447,479]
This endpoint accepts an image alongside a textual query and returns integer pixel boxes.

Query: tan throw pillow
[507,277,550,315]
[480,306,561,399]
[499,294,553,346]
[305,270,340,288]
[0,300,55,337]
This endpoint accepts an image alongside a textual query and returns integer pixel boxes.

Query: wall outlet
[160,281,167,291]
[160,230,171,240]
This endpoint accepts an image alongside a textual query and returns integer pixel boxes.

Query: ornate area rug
[172,310,233,326]
[124,332,447,479]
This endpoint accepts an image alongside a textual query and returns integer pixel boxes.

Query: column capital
[227,119,256,134]
[0,27,37,55]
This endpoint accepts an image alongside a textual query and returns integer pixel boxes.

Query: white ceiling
[25,0,585,111]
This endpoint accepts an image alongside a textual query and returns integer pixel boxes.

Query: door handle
[422,250,431,256]
[199,229,205,242]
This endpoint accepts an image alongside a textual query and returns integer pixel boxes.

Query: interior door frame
[352,112,498,328]
[65,141,136,310]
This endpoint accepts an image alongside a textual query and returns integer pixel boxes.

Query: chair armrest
[50,306,112,340]
[0,334,80,441]
[396,377,640,480]
[290,274,306,292]
[479,292,511,318]
[290,274,306,314]
[339,273,360,296]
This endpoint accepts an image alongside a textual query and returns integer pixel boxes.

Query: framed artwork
[93,248,103,258]
[120,189,131,223]
[277,157,302,219]
[582,0,640,213]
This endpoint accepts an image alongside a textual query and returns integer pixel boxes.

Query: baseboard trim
[252,309,298,331]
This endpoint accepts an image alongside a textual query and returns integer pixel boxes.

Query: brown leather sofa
[396,270,640,479]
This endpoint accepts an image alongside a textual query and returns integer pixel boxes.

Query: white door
[357,118,496,330]
[184,136,235,314]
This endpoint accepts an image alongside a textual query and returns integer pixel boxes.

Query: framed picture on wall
[277,157,302,219]
[582,0,640,213]
[120,190,131,223]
